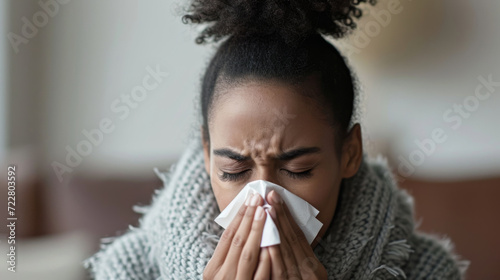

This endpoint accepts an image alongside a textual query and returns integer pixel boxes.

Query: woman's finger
[224,193,263,275]
[268,244,286,279]
[208,194,250,269]
[266,191,327,279]
[269,206,301,279]
[280,199,323,276]
[253,247,271,280]
[280,199,315,257]
[237,206,267,279]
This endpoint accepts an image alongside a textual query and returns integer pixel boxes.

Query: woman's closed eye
[218,168,313,182]
[280,168,313,179]
[218,170,249,181]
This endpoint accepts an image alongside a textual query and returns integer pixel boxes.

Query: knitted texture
[84,136,469,279]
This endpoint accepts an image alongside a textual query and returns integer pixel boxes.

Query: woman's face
[201,76,362,245]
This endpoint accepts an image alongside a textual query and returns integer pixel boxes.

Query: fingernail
[254,206,264,220]
[250,194,260,206]
[245,193,253,206]
[270,191,282,204]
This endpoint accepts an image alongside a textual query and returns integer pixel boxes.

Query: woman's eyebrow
[213,146,321,161]
[213,148,250,162]
[277,146,321,160]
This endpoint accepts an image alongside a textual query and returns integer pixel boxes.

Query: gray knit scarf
[84,136,469,279]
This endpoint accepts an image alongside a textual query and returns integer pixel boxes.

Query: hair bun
[182,0,376,45]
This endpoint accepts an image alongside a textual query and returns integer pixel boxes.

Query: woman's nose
[252,168,282,187]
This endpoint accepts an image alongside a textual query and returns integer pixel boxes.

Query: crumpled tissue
[214,179,323,247]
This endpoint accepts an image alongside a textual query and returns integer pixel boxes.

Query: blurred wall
[0,0,6,161]
[334,0,500,180]
[6,0,499,182]
[6,0,213,183]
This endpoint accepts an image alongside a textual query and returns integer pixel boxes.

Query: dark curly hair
[181,0,376,152]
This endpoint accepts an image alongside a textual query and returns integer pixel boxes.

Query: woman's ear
[201,126,211,176]
[340,123,363,179]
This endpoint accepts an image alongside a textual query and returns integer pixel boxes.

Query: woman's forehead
[209,83,335,155]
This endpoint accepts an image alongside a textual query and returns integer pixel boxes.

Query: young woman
[85,0,469,279]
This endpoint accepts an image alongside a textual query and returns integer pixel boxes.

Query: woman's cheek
[304,176,335,205]
[211,182,241,211]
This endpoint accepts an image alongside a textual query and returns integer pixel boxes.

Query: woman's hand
[266,190,327,280]
[204,193,272,280]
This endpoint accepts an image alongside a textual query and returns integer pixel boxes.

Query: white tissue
[214,180,323,247]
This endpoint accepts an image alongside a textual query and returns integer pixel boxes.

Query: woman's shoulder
[84,228,161,279]
[403,231,470,280]
[361,154,470,279]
